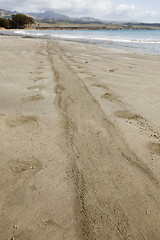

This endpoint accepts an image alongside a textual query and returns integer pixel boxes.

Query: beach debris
[14,225,18,228]
[154,134,158,138]
[30,166,35,169]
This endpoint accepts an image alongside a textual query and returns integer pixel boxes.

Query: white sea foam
[11,30,160,44]
[1,29,160,54]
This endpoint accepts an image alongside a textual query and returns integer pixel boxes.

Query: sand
[0,36,160,240]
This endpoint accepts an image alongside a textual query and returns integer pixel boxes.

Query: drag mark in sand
[47,41,160,239]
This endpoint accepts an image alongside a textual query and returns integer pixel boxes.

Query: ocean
[0,29,160,55]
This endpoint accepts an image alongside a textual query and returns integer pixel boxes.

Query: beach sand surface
[0,36,160,239]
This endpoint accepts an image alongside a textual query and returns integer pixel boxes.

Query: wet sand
[0,36,160,239]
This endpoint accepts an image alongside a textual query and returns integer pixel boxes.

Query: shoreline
[35,26,160,30]
[1,30,160,56]
[0,36,160,239]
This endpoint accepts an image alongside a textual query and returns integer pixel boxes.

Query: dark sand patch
[148,143,160,156]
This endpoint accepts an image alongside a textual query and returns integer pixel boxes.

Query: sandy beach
[0,36,160,239]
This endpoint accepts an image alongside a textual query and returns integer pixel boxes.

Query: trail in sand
[0,37,160,239]
[47,41,160,239]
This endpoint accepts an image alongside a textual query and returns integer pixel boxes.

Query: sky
[0,0,160,23]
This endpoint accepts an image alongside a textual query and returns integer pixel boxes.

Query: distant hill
[0,9,19,18]
[1,8,160,29]
[28,11,102,24]
[0,9,102,24]
[29,11,70,21]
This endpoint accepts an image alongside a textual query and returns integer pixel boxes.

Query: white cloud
[0,0,160,22]
[32,0,114,18]
[116,4,136,13]
[138,11,160,23]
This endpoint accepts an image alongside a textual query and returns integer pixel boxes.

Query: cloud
[0,0,160,22]
[102,3,160,22]
[144,10,160,22]
[115,4,136,15]
[54,0,113,18]
[104,4,138,21]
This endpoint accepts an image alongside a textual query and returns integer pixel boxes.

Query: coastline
[1,29,160,55]
[35,26,160,30]
[0,36,160,239]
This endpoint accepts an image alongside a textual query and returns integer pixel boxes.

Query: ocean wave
[3,30,159,45]
[0,29,160,54]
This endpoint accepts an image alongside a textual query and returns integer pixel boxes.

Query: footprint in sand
[54,84,65,94]
[92,83,109,90]
[148,142,160,156]
[37,66,45,70]
[9,156,43,175]
[0,113,6,117]
[101,92,121,102]
[115,110,143,120]
[6,115,38,128]
[5,157,42,210]
[21,94,44,102]
[41,218,64,229]
[33,77,44,82]
[92,83,121,103]
[27,85,45,91]
[77,66,83,69]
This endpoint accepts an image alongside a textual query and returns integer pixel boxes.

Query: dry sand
[0,36,160,240]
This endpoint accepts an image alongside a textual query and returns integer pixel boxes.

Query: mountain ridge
[0,9,102,24]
